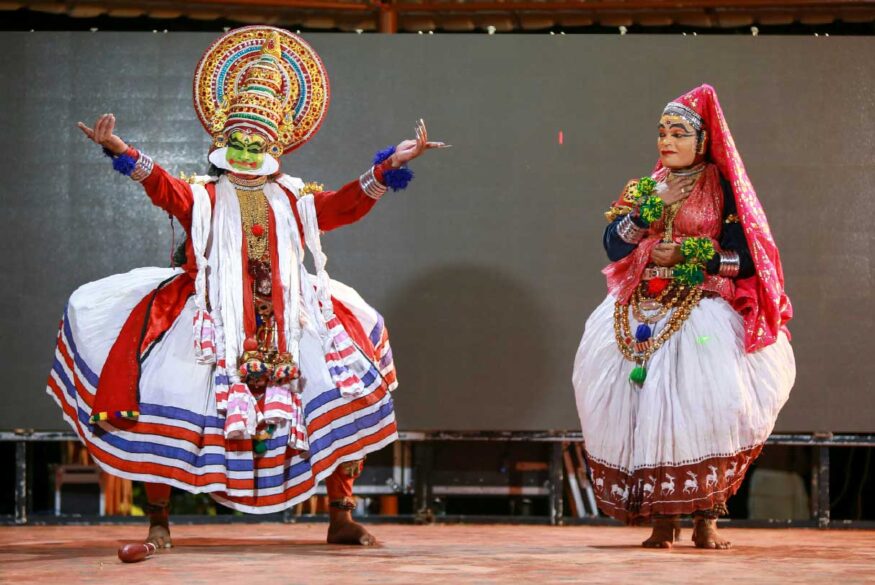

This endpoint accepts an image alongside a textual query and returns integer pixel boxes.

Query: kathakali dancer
[46,26,444,548]
[572,84,795,549]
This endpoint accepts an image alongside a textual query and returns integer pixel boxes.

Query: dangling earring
[697,130,708,155]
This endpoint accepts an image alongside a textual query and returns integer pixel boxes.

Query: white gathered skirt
[572,294,795,521]
[47,267,398,514]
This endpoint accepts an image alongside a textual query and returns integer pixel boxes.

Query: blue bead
[635,324,652,342]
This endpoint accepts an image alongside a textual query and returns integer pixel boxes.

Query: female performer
[47,26,443,548]
[572,84,795,549]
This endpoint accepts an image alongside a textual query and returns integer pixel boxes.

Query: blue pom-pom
[373,146,396,165]
[383,167,414,192]
[635,324,652,342]
[112,153,137,176]
[103,137,130,159]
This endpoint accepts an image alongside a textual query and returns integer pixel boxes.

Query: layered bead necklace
[614,164,707,385]
[614,282,703,384]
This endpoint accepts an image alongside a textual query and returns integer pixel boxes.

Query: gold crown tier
[193,25,330,155]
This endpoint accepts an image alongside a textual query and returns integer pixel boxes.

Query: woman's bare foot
[327,508,376,545]
[145,503,172,549]
[692,517,731,550]
[642,516,681,549]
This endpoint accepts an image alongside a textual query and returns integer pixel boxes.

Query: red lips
[228,158,258,168]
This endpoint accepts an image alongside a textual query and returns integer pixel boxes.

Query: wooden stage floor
[1,524,873,584]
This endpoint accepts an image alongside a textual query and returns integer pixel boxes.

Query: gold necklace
[228,174,268,189]
[614,284,703,384]
[667,163,706,180]
[662,200,684,243]
[632,281,679,324]
[237,189,270,260]
[614,287,701,362]
[662,166,704,242]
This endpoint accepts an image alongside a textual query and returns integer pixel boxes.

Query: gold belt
[642,266,675,280]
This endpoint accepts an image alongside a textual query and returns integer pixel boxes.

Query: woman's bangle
[718,250,741,278]
[617,214,647,244]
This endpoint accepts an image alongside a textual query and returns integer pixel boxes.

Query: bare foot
[146,523,172,549]
[642,516,680,549]
[692,517,731,550]
[327,509,376,546]
[146,505,172,549]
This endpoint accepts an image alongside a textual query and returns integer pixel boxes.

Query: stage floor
[1,524,873,584]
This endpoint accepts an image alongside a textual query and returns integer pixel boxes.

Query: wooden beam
[379,1,399,32]
[393,0,874,12]
[173,0,372,9]
[17,0,871,14]
[15,0,374,12]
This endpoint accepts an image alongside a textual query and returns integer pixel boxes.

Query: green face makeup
[225,131,266,171]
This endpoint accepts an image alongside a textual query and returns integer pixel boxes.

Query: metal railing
[3,430,874,527]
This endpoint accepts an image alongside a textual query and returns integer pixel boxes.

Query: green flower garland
[673,237,717,286]
[628,176,663,224]
[639,195,664,224]
[673,262,705,286]
[629,176,657,201]
[680,236,716,264]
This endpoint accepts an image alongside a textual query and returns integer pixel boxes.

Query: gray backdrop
[1,33,873,432]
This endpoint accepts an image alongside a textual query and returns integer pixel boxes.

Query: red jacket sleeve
[133,149,195,229]
[312,161,392,232]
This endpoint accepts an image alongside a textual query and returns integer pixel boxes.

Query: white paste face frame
[209,147,279,176]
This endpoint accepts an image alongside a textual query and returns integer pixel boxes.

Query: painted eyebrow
[658,122,694,132]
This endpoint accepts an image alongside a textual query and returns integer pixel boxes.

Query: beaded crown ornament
[193,25,330,157]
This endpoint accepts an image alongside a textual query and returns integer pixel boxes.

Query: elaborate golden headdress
[193,26,330,157]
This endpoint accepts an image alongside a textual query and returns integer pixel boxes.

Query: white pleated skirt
[47,267,398,514]
[572,294,795,522]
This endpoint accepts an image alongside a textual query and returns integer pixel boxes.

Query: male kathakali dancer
[46,25,445,549]
[572,84,795,549]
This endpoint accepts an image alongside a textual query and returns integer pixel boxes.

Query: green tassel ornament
[680,236,716,264]
[673,262,705,286]
[638,176,657,195]
[630,364,647,385]
[639,195,665,224]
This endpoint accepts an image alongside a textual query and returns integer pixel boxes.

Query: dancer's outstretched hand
[78,113,128,155]
[389,119,449,167]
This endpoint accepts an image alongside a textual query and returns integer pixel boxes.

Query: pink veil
[622,84,792,352]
